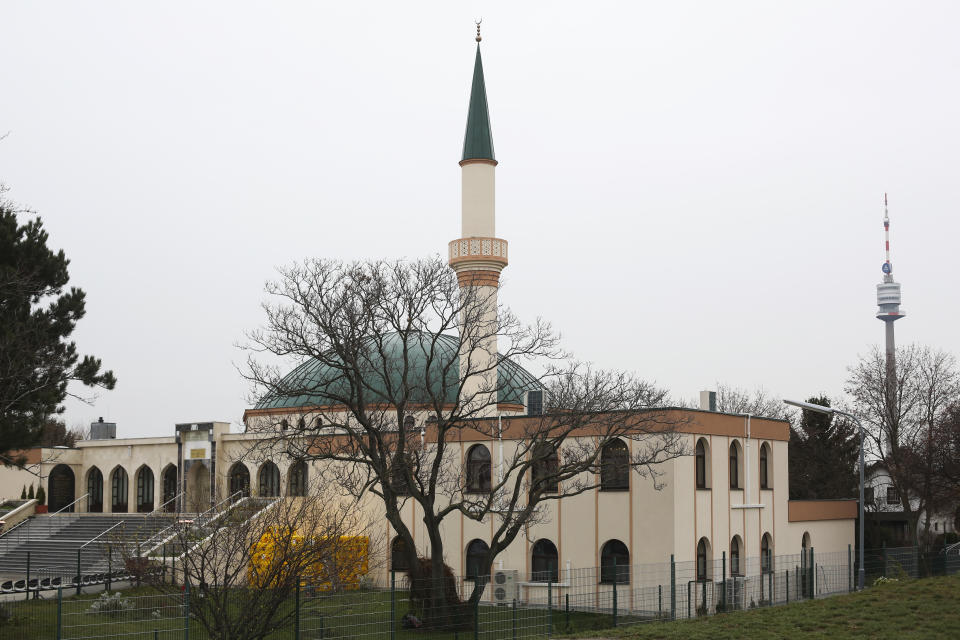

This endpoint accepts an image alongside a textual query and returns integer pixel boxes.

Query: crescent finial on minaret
[476,19,482,42]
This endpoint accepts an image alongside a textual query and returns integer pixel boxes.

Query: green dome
[255,332,539,410]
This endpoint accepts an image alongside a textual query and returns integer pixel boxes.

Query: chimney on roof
[90,419,117,440]
[699,390,717,412]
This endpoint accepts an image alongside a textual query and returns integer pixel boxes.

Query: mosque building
[2,34,856,593]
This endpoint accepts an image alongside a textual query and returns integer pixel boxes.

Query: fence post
[548,576,553,636]
[136,542,142,588]
[565,593,569,631]
[768,569,773,605]
[848,544,852,593]
[107,544,112,592]
[184,580,191,640]
[56,585,63,640]
[881,541,887,578]
[76,548,81,595]
[390,571,396,640]
[512,599,517,640]
[786,569,789,603]
[686,580,691,619]
[473,590,479,640]
[810,548,815,598]
[721,551,726,612]
[670,554,676,621]
[658,584,662,617]
[295,577,301,640]
[25,550,30,602]
[611,567,617,627]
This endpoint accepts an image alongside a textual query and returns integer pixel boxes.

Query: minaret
[876,194,905,447]
[448,24,507,417]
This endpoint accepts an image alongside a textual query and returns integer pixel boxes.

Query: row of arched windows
[389,536,631,584]
[458,438,631,495]
[696,532,777,581]
[227,461,308,498]
[83,464,178,513]
[695,438,773,490]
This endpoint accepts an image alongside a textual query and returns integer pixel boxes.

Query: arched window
[801,532,811,551]
[730,536,743,577]
[391,536,410,573]
[86,467,104,513]
[695,438,710,489]
[161,465,178,511]
[135,466,155,513]
[761,533,773,573]
[696,537,711,581]
[228,463,250,498]
[403,415,415,430]
[258,462,281,497]
[531,443,559,494]
[297,418,306,430]
[600,439,629,491]
[280,419,289,431]
[465,539,490,581]
[729,441,742,489]
[531,539,559,583]
[391,454,414,496]
[600,539,630,584]
[465,445,491,493]
[111,467,129,513]
[759,442,771,489]
[288,461,307,497]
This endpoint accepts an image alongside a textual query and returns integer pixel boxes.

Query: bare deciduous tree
[846,344,960,546]
[241,256,687,625]
[117,489,376,640]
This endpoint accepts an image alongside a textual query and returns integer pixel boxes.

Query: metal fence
[1,545,958,639]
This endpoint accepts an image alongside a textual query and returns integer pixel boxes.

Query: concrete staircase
[0,514,177,581]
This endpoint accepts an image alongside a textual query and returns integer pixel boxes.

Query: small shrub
[35,486,46,506]
[27,485,34,500]
[874,576,900,586]
[87,592,133,617]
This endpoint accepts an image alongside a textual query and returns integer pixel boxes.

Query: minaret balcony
[448,237,508,269]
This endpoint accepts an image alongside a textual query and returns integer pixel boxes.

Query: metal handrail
[153,492,182,515]
[194,491,242,528]
[80,520,126,550]
[49,493,90,517]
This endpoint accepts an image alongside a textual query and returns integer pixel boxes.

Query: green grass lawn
[563,574,960,640]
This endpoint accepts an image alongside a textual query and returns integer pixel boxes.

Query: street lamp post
[784,398,866,590]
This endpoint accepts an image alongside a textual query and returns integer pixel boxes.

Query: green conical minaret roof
[461,45,495,162]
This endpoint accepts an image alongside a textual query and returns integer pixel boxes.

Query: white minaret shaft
[449,32,507,417]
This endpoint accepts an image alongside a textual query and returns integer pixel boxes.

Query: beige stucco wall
[461,162,495,237]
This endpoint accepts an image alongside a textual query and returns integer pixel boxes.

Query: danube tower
[448,25,507,417]
[876,194,905,430]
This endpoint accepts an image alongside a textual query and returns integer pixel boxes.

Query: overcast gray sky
[2,2,958,438]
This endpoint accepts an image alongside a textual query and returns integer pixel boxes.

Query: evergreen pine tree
[27,485,34,499]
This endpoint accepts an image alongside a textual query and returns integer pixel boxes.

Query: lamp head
[783,399,834,415]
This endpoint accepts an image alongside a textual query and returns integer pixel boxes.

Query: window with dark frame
[531,539,559,582]
[759,444,769,489]
[730,537,741,577]
[465,539,490,581]
[466,445,492,493]
[600,439,629,491]
[886,486,900,505]
[600,539,630,584]
[111,467,128,513]
[531,443,559,494]
[136,467,154,513]
[729,442,740,489]
[87,467,104,513]
[695,439,708,489]
[288,461,307,497]
[696,538,709,581]
[259,462,281,497]
[403,415,415,430]
[229,463,250,497]
[761,534,772,573]
[391,536,409,573]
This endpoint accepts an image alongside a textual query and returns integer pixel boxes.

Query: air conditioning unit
[724,576,746,611]
[492,569,519,604]
[525,390,544,416]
